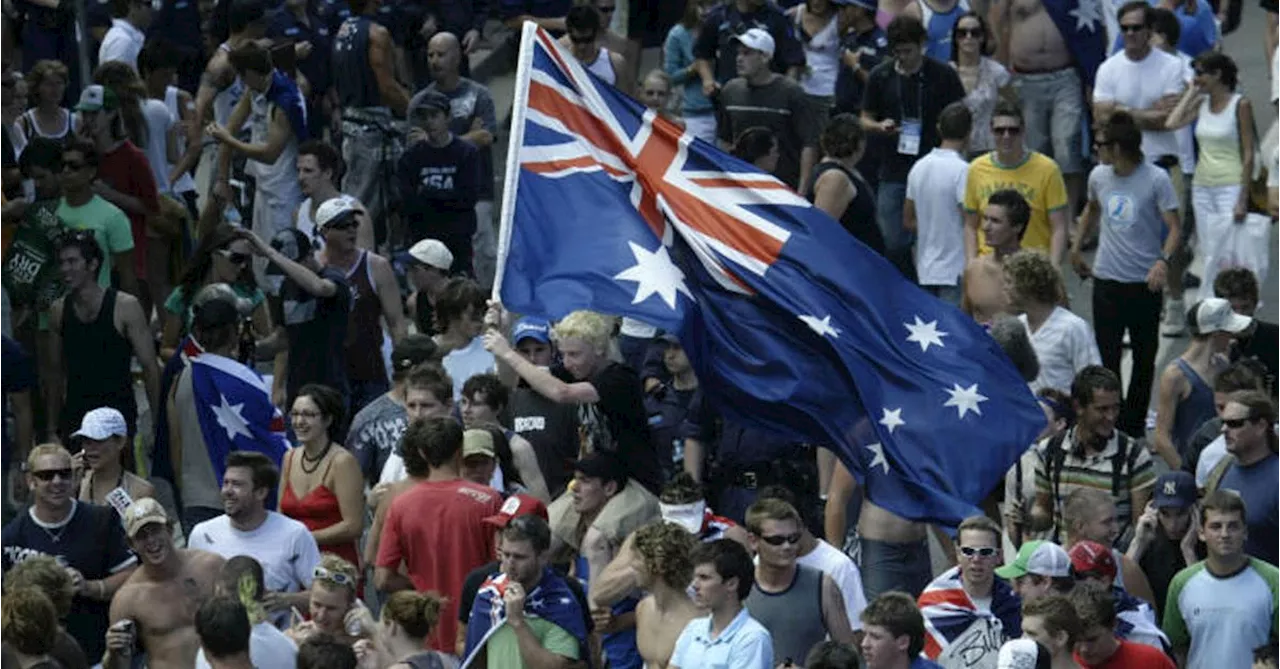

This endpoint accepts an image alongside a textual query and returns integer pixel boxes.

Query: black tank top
[341,251,387,383]
[332,16,382,109]
[807,161,886,254]
[61,289,135,415]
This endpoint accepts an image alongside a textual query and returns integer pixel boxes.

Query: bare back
[111,550,224,669]
[635,593,702,669]
[1007,0,1072,70]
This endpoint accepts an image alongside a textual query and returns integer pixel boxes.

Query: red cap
[482,494,549,528]
[1068,540,1117,580]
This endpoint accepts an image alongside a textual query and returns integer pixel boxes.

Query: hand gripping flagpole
[491,22,541,305]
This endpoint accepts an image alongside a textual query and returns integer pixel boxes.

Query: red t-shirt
[377,479,503,652]
[1075,639,1176,669]
[97,141,159,280]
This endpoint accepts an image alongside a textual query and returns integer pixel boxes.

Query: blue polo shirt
[669,608,773,669]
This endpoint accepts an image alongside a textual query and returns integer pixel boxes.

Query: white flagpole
[491,21,541,304]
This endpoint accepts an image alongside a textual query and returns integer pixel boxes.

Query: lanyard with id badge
[895,73,925,156]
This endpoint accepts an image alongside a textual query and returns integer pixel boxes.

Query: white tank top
[795,7,842,97]
[164,86,197,194]
[209,43,245,141]
[585,47,617,85]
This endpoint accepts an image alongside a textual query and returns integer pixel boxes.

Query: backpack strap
[1047,430,1070,544]
[1205,454,1238,494]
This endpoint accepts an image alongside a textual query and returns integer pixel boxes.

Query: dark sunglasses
[31,468,73,482]
[956,27,984,38]
[598,4,615,12]
[219,249,250,265]
[61,161,89,171]
[569,32,598,45]
[323,216,359,231]
[959,545,998,558]
[1223,416,1253,429]
[759,532,802,546]
[1092,139,1113,149]
[992,126,1022,136]
[1120,23,1146,33]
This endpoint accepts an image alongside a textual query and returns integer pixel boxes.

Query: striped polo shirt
[1033,427,1157,535]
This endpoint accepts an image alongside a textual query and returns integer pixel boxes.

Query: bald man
[405,32,499,289]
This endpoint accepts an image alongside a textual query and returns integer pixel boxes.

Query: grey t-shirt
[344,392,407,485]
[716,73,818,189]
[1089,162,1178,283]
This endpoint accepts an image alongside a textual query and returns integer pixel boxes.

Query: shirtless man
[103,498,226,669]
[632,522,703,669]
[991,0,1086,212]
[825,460,949,601]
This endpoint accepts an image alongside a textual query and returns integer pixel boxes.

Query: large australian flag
[496,24,1045,527]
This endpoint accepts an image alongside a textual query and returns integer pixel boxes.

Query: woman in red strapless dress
[280,385,365,571]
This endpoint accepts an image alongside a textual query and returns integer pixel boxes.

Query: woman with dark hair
[806,113,885,253]
[731,126,780,174]
[949,12,1011,155]
[160,223,269,360]
[1166,51,1257,298]
[282,383,365,571]
[789,0,843,129]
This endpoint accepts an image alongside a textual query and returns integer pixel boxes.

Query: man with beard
[1,444,137,661]
[103,497,225,669]
[188,451,321,622]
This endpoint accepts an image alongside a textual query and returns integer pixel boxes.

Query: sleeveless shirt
[332,16,383,109]
[744,564,828,664]
[61,289,135,423]
[339,251,387,383]
[585,47,617,85]
[807,161,886,253]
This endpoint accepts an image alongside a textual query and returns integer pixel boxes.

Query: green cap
[74,85,120,112]
[994,540,1071,580]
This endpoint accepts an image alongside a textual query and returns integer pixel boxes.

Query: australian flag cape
[266,69,309,142]
[461,568,590,669]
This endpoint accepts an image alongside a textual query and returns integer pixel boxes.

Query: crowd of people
[0,0,1278,666]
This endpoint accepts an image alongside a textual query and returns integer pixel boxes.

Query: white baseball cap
[1187,297,1252,336]
[314,197,359,229]
[71,407,128,441]
[407,239,454,271]
[997,639,1047,669]
[734,28,776,58]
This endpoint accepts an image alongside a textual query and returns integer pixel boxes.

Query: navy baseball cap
[1152,471,1196,509]
[512,317,551,344]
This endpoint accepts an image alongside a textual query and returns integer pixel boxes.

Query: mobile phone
[21,179,35,201]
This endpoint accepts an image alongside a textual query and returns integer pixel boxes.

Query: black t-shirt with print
[2,501,137,660]
[552,362,661,493]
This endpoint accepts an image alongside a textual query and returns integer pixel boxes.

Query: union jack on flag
[497,23,1045,528]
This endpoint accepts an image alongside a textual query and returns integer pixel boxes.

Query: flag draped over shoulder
[918,567,1022,662]
[188,352,290,492]
[461,569,589,669]
[266,70,309,141]
[494,23,1046,527]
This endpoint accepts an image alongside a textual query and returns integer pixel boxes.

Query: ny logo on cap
[1163,480,1178,496]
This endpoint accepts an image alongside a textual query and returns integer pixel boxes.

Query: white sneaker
[1163,300,1187,337]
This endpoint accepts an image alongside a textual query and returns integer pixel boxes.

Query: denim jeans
[876,181,917,281]
[859,536,933,601]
